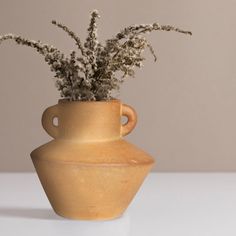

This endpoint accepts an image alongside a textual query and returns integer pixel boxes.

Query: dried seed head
[0,10,191,101]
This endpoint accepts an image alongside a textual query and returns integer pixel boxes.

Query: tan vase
[31,99,154,220]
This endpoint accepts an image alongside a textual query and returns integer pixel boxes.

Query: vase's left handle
[41,105,59,139]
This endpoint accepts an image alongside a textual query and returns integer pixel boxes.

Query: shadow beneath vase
[0,207,62,220]
[0,207,131,235]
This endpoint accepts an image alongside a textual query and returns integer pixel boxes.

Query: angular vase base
[54,209,124,221]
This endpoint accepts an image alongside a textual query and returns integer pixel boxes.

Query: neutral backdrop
[0,0,235,172]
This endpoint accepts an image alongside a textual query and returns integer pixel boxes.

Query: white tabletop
[0,173,236,236]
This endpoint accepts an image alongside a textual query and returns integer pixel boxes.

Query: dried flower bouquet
[0,10,191,101]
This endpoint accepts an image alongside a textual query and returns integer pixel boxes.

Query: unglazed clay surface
[31,100,154,220]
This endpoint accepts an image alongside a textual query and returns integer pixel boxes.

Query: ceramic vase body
[31,99,154,220]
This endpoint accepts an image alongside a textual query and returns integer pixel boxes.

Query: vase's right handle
[41,105,59,139]
[121,104,137,137]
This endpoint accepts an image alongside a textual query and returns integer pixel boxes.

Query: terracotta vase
[31,99,154,220]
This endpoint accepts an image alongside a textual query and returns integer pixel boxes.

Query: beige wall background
[0,0,235,172]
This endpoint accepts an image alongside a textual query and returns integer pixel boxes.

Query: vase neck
[56,100,122,142]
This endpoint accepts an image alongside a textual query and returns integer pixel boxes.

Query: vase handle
[121,104,137,137]
[41,105,59,139]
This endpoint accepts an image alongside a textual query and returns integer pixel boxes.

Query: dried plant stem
[84,10,100,72]
[0,34,58,54]
[51,20,86,56]
[147,44,157,61]
[116,23,192,41]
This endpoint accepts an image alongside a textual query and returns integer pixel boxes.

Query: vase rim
[58,98,120,104]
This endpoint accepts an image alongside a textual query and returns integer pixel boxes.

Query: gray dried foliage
[0,10,192,101]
